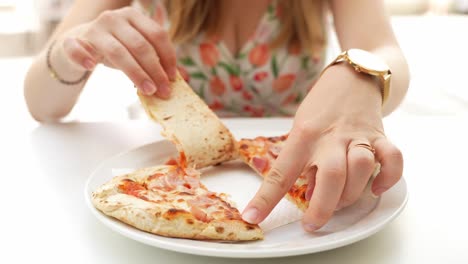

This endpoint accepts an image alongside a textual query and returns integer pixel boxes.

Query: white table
[2,116,468,263]
[2,15,468,264]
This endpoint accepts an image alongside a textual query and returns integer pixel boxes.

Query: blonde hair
[163,0,326,55]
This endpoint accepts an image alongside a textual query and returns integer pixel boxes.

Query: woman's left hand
[242,64,403,232]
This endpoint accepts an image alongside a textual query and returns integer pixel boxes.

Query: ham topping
[145,166,200,192]
[147,172,165,181]
[252,156,270,173]
[184,174,200,189]
[189,205,210,222]
[118,181,146,197]
[184,167,201,178]
[268,145,282,158]
[188,194,219,222]
[188,194,216,208]
[164,170,185,188]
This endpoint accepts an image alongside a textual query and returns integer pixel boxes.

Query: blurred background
[1,0,468,122]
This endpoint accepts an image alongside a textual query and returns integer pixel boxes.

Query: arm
[243,0,408,232]
[330,0,410,115]
[24,0,177,122]
[24,0,130,122]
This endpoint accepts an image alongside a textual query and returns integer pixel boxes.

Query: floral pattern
[149,0,325,117]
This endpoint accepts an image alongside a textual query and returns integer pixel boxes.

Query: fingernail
[83,59,95,70]
[304,223,319,232]
[372,186,387,196]
[168,69,177,81]
[142,80,157,95]
[242,208,260,224]
[158,83,171,98]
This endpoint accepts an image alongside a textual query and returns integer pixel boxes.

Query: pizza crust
[138,75,238,169]
[92,165,263,241]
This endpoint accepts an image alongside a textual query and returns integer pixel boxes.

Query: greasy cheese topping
[239,135,288,174]
[239,135,288,159]
[117,165,242,223]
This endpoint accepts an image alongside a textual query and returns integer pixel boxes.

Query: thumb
[242,134,308,224]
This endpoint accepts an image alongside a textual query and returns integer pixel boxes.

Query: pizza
[238,135,381,211]
[138,75,238,169]
[92,75,262,241]
[237,134,311,211]
[92,164,263,241]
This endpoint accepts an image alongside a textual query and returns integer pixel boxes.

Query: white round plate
[85,130,408,258]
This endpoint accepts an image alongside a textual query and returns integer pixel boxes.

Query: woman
[24,0,409,232]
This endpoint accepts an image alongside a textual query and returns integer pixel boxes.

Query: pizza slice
[92,164,263,241]
[238,135,381,212]
[138,75,238,169]
[237,134,310,211]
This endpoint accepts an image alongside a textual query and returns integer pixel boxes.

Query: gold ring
[352,143,376,154]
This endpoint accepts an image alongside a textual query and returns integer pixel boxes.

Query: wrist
[320,63,383,109]
[47,38,91,83]
[323,63,382,99]
[321,49,392,107]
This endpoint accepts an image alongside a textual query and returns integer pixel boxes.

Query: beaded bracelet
[46,41,91,85]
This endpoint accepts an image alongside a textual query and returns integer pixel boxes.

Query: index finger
[127,10,177,81]
[242,134,309,224]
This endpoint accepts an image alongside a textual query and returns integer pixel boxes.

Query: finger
[371,138,403,196]
[303,142,346,232]
[111,22,171,98]
[337,141,375,210]
[75,38,102,62]
[242,133,310,224]
[95,35,157,95]
[304,166,317,201]
[62,37,97,70]
[125,8,177,81]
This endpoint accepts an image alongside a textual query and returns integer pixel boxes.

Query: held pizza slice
[138,75,238,169]
[92,165,263,241]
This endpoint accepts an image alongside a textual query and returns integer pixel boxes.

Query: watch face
[347,49,389,72]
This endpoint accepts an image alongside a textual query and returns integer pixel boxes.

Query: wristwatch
[322,49,391,105]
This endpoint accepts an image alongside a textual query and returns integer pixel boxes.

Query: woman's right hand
[58,6,176,98]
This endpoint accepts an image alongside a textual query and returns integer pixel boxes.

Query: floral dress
[149,0,325,117]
